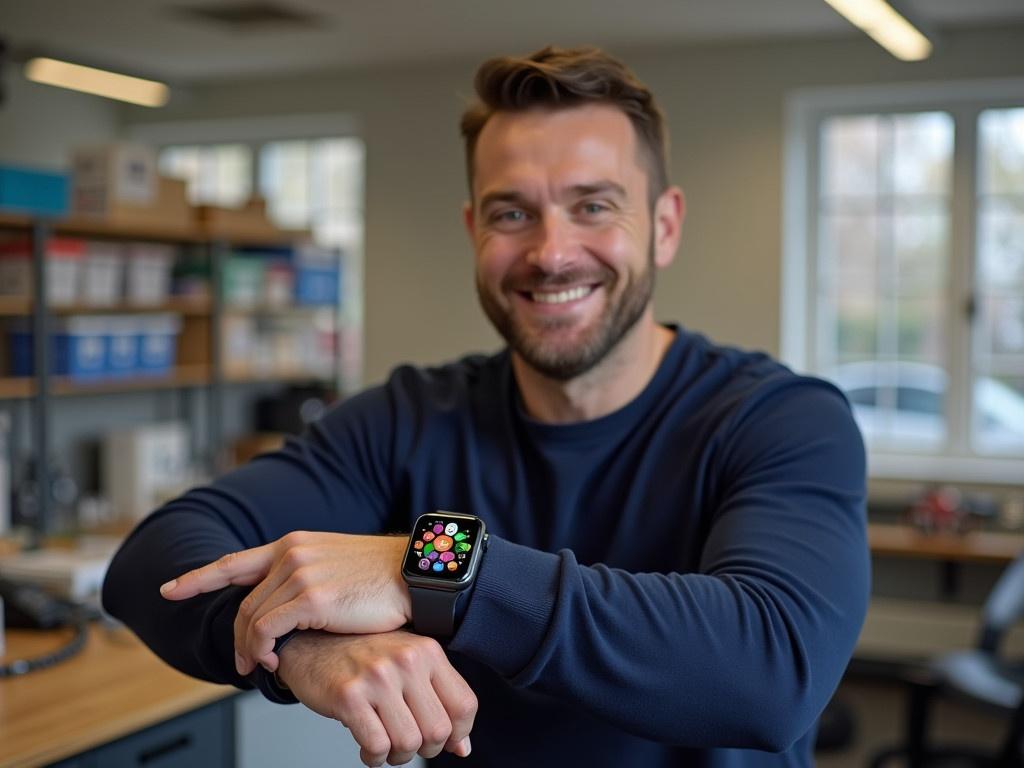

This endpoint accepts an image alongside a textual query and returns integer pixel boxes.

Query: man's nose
[526,212,575,273]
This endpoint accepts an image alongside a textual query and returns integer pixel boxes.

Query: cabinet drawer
[87,700,232,767]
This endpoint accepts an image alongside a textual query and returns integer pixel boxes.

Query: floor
[817,677,1008,767]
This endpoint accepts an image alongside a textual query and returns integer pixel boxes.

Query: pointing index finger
[160,545,274,600]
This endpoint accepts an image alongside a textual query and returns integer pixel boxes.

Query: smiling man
[104,47,870,768]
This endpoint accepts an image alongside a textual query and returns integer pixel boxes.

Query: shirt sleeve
[448,380,870,752]
[101,386,399,702]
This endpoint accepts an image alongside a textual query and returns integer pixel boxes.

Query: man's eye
[581,202,608,215]
[492,209,527,224]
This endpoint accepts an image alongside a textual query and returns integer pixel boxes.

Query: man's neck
[512,313,676,424]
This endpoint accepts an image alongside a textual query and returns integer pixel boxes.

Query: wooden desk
[868,522,1024,564]
[0,624,233,768]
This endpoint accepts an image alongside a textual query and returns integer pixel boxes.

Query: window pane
[260,140,311,229]
[894,210,949,296]
[972,375,1024,454]
[159,144,251,206]
[977,198,1024,289]
[979,108,1024,195]
[975,108,1024,456]
[819,113,953,452]
[897,296,946,364]
[893,113,954,196]
[822,116,878,198]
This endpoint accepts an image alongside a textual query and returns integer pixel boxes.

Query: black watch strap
[409,587,459,638]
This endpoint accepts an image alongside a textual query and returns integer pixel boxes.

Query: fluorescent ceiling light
[823,0,933,61]
[24,57,169,107]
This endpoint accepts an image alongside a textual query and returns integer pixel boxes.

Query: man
[103,46,869,768]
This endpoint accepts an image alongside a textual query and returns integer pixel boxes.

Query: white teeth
[531,286,593,304]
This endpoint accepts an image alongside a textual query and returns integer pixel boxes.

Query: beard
[476,243,655,381]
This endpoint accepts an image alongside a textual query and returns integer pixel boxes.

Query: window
[784,83,1024,482]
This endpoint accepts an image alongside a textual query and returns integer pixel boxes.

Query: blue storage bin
[295,264,340,305]
[9,317,108,380]
[0,165,71,216]
[106,316,141,378]
[137,314,181,376]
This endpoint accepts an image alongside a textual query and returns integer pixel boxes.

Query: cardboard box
[72,143,157,216]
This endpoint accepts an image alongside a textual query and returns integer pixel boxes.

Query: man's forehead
[472,104,643,195]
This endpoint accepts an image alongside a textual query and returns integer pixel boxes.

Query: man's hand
[278,630,475,767]
[159,531,412,674]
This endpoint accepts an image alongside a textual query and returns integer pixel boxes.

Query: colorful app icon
[447,561,458,571]
[433,535,453,552]
[444,522,459,536]
[422,531,435,542]
[455,542,471,553]
[424,543,435,556]
[433,524,444,534]
[413,540,424,550]
[428,550,439,561]
[418,558,430,571]
[453,532,468,542]
[439,552,454,563]
[432,562,444,572]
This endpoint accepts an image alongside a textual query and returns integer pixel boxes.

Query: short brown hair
[460,46,669,205]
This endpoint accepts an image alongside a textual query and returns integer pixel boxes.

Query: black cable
[0,616,90,678]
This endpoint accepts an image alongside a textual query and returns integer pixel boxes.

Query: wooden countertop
[0,623,234,768]
[868,522,1024,564]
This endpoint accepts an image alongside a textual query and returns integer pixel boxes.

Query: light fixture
[823,0,934,61]
[24,57,169,107]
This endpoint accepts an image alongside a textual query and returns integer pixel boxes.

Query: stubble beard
[477,243,656,382]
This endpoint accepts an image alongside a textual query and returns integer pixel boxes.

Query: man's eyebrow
[569,181,627,198]
[478,190,528,210]
[478,181,627,210]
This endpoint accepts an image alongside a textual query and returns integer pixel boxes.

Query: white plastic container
[125,243,174,304]
[81,241,124,306]
[0,237,83,305]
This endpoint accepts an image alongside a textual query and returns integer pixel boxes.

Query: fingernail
[159,580,176,595]
[235,652,245,675]
[459,736,471,756]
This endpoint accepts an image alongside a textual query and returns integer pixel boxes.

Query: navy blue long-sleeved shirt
[103,326,870,767]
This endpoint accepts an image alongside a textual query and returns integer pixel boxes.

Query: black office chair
[871,552,1024,768]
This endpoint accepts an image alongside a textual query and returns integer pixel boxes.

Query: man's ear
[462,201,475,241]
[653,186,685,269]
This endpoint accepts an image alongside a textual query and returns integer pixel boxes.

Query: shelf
[223,303,334,316]
[0,364,211,399]
[0,212,34,230]
[223,369,333,385]
[0,296,211,317]
[0,210,308,246]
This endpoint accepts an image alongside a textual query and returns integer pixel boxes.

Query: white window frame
[782,78,1024,485]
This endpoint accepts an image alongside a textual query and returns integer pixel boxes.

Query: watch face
[403,513,483,584]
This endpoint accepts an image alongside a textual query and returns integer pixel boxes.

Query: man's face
[466,104,670,381]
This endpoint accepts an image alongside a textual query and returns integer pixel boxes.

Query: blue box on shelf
[106,316,141,378]
[295,264,339,305]
[0,165,71,217]
[9,317,108,380]
[137,314,181,376]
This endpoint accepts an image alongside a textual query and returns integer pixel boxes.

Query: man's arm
[448,382,869,751]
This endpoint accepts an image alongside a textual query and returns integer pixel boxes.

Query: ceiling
[2,0,1023,84]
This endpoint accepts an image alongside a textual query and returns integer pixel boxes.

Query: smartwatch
[401,511,488,638]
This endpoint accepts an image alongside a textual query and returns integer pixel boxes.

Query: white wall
[0,71,118,169]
